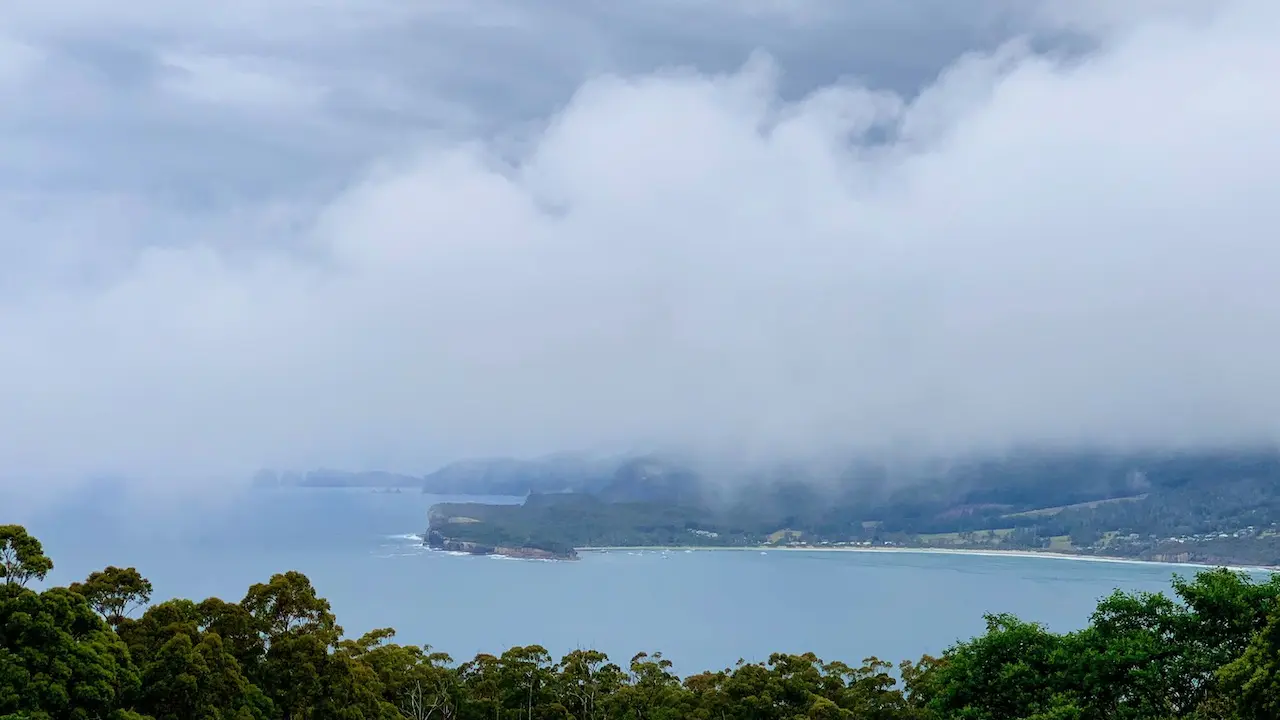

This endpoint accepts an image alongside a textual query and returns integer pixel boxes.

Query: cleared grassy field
[918,528,1015,545]
[1047,535,1073,551]
[1005,494,1147,519]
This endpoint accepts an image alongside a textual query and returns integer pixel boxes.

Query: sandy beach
[577,544,1277,574]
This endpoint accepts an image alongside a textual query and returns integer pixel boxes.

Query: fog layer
[1,0,1277,484]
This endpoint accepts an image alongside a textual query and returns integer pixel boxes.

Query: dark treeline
[6,524,1280,720]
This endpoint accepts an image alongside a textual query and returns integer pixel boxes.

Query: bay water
[12,486,1236,674]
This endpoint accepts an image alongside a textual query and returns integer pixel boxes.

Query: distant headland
[256,448,1280,567]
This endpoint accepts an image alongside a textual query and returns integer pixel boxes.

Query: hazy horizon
[3,0,1278,493]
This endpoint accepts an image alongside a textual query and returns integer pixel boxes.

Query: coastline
[576,544,1278,574]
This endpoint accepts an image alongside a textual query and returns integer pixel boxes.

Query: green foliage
[69,567,153,628]
[7,524,1280,720]
[913,613,1070,719]
[242,570,341,645]
[136,630,271,720]
[1218,610,1280,719]
[0,585,139,719]
[0,526,54,589]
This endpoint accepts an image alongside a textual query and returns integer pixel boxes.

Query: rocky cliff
[424,528,578,561]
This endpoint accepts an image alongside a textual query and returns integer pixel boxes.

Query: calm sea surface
[12,486,1261,674]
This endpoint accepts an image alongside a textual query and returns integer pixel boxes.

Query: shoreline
[576,544,1277,573]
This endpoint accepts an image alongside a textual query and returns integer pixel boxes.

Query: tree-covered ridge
[8,522,1280,719]
[422,450,1280,566]
[425,495,753,558]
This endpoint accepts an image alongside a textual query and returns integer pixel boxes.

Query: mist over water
[14,486,1226,673]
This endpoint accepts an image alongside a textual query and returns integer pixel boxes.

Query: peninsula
[421,449,1280,566]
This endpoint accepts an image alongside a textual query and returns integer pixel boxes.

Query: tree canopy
[0,525,53,588]
[3,525,1280,720]
[69,566,153,629]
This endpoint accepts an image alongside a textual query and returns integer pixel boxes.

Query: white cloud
[0,0,1277,487]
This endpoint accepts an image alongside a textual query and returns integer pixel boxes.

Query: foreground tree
[198,596,267,677]
[342,630,461,720]
[498,645,564,719]
[120,599,272,720]
[242,570,341,645]
[70,565,154,628]
[557,650,624,720]
[0,524,53,589]
[1218,608,1280,720]
[136,630,273,720]
[911,613,1073,719]
[0,585,139,718]
[609,652,684,720]
[1065,568,1280,718]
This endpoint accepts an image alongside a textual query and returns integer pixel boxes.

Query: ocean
[11,485,1249,674]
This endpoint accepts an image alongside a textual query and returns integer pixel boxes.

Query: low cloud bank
[0,1,1277,488]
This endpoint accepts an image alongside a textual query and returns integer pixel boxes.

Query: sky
[1,0,1277,488]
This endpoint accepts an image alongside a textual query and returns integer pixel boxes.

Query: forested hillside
[421,449,1280,565]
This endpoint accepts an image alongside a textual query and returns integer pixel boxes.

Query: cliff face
[424,528,578,560]
[1145,550,1268,567]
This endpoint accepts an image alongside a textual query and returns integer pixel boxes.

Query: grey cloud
[0,0,1276,488]
[2,0,1025,193]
